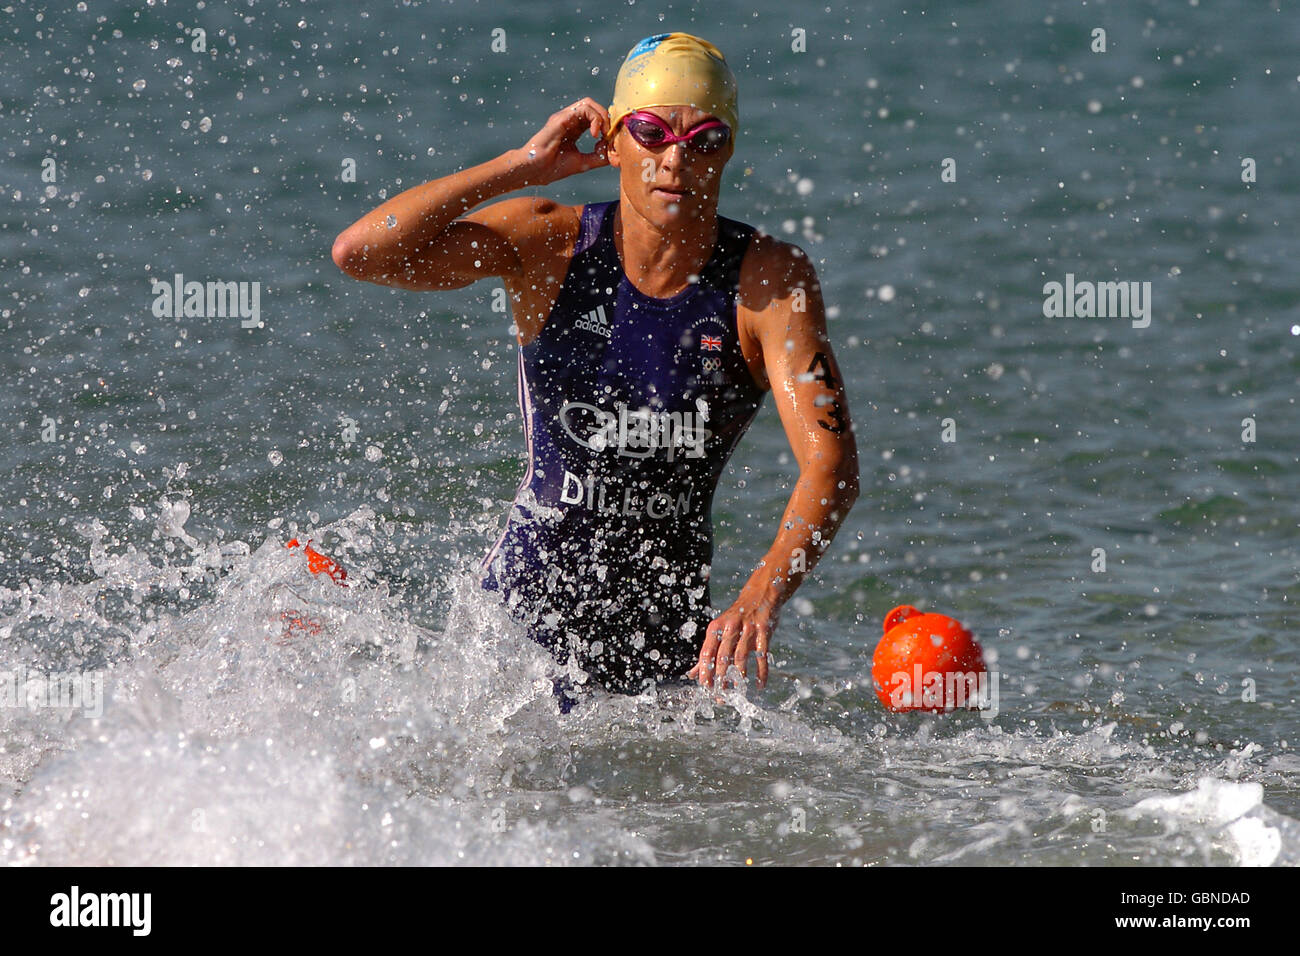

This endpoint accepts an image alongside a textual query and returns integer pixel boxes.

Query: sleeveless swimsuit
[478,199,766,695]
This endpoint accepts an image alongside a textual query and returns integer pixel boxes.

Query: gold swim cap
[607,33,739,141]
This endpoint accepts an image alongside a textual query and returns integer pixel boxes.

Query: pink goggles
[618,110,731,153]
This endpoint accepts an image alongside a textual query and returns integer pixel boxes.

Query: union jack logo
[700,335,723,351]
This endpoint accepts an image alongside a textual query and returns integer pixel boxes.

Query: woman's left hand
[688,586,781,690]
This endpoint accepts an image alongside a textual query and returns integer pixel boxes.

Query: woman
[332,33,859,707]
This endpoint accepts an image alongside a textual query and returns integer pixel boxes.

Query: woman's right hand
[514,98,611,186]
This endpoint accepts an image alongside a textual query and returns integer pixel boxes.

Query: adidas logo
[575,305,611,339]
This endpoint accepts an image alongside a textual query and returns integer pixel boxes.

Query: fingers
[714,628,736,690]
[576,97,611,136]
[557,98,610,140]
[731,623,762,688]
[734,628,751,682]
[693,628,722,688]
[711,619,744,690]
[542,100,610,176]
[736,622,772,690]
[576,140,610,172]
[697,616,774,691]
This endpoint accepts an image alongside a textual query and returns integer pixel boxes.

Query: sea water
[1,0,1297,865]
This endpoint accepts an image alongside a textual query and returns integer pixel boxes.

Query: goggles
[618,110,731,154]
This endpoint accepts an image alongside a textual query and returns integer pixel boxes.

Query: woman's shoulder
[736,229,819,308]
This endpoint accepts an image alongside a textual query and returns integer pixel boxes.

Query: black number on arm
[806,351,840,391]
[818,399,847,434]
[807,351,846,433]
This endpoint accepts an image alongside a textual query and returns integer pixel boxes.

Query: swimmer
[332,32,859,706]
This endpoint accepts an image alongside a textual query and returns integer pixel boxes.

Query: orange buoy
[871,605,987,712]
[276,539,347,641]
[286,538,348,585]
[276,610,323,641]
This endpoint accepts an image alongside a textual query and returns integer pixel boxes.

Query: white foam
[5,503,1298,866]
[2,506,840,865]
[1125,777,1300,866]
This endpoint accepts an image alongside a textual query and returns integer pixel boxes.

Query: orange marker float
[871,605,987,712]
[276,539,348,640]
[277,610,323,639]
[286,538,348,585]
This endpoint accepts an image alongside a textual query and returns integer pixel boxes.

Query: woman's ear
[605,127,622,169]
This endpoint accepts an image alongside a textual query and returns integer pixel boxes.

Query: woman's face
[607,104,735,225]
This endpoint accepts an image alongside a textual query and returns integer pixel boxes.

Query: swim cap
[607,33,739,142]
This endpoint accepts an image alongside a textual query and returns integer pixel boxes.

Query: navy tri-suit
[478,200,767,696]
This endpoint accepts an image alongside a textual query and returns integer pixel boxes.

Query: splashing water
[1,501,1295,867]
